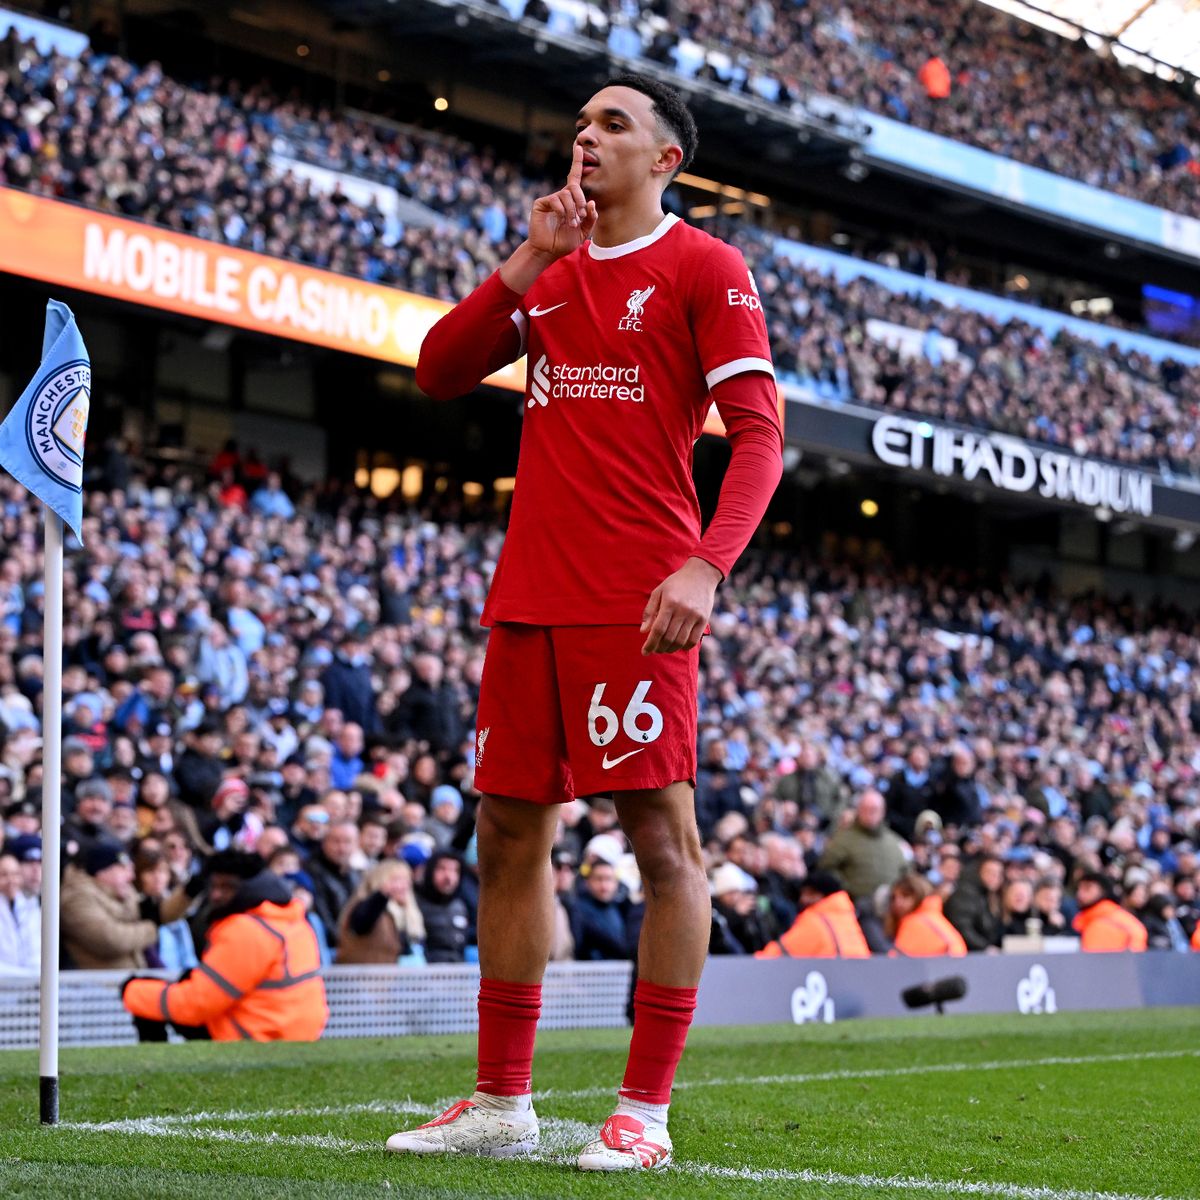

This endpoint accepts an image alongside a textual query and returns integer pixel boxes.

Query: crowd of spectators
[516,0,1200,214]
[0,32,534,304]
[3,34,1196,477]
[0,447,1198,982]
[723,223,1200,476]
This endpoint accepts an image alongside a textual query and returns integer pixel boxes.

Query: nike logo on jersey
[529,302,568,317]
[601,747,647,770]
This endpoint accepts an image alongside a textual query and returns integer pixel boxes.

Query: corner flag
[0,300,90,543]
[0,299,90,1124]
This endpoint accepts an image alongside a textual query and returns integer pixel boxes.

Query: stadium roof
[980,0,1200,83]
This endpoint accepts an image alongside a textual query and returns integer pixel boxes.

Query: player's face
[573,86,679,203]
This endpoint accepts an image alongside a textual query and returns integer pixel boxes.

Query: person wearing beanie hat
[710,863,777,954]
[6,834,42,901]
[416,849,471,963]
[571,857,634,963]
[755,871,871,959]
[123,850,327,1041]
[4,798,40,837]
[286,868,316,895]
[174,722,226,812]
[199,777,263,856]
[1073,872,1148,952]
[400,832,435,869]
[279,869,332,968]
[425,785,465,848]
[582,833,624,868]
[60,840,162,970]
[709,862,757,899]
[62,777,113,867]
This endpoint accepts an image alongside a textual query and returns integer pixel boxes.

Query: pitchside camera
[901,976,968,1014]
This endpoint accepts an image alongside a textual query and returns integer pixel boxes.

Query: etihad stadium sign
[871,414,1153,517]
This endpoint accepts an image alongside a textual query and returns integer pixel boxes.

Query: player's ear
[652,142,683,181]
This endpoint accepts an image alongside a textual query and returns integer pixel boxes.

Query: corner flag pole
[0,298,90,1124]
[39,508,64,1125]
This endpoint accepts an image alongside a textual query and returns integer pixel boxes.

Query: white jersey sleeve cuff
[511,310,528,357]
[705,357,775,391]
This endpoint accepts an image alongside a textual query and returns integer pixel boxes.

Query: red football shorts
[473,624,699,805]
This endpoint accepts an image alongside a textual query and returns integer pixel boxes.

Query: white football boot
[385,1097,539,1157]
[577,1113,672,1171]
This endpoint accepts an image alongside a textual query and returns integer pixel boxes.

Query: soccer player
[385,73,782,1171]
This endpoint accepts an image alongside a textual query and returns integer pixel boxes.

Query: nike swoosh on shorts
[601,747,646,770]
[529,302,568,316]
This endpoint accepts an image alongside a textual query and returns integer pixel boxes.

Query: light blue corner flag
[0,300,90,544]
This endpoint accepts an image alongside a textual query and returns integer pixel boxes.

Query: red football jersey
[481,214,776,627]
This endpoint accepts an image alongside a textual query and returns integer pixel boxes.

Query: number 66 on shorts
[474,624,700,805]
[587,681,663,747]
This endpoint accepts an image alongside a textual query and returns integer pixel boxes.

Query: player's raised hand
[640,557,723,656]
[527,143,598,261]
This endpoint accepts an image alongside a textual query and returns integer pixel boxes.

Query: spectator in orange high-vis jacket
[122,851,327,1041]
[1072,872,1148,953]
[917,55,952,99]
[755,872,870,959]
[887,873,968,957]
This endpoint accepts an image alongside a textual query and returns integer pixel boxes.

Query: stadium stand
[1,37,1195,478]
[0,450,1196,970]
[0,4,1195,968]
[507,0,1199,214]
[3,11,1200,1198]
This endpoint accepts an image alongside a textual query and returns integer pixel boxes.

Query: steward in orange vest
[1192,922,1200,951]
[756,872,870,958]
[1072,873,1148,953]
[917,56,952,100]
[124,851,328,1041]
[887,873,968,957]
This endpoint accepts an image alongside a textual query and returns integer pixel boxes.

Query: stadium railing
[0,962,634,1049]
[2,953,1198,1047]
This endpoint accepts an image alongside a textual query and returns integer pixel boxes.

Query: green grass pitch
[0,1008,1197,1198]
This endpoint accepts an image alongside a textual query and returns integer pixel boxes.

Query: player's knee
[476,795,551,875]
[634,837,705,897]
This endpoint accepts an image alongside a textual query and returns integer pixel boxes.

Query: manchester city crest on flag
[24,360,90,492]
[0,300,92,543]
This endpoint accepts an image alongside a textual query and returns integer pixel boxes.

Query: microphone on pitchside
[901,975,968,1014]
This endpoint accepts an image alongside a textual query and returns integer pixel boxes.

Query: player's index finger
[567,141,583,186]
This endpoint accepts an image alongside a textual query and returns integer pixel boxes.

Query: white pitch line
[680,1162,1170,1200]
[60,1115,596,1156]
[58,1119,1170,1200]
[60,1120,370,1152]
[535,1047,1200,1101]
[68,1099,430,1131]
[59,1048,1193,1200]
[67,1047,1199,1135]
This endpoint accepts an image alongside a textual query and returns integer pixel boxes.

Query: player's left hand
[640,557,723,655]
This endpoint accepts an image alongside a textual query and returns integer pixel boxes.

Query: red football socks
[476,978,542,1096]
[619,979,699,1105]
